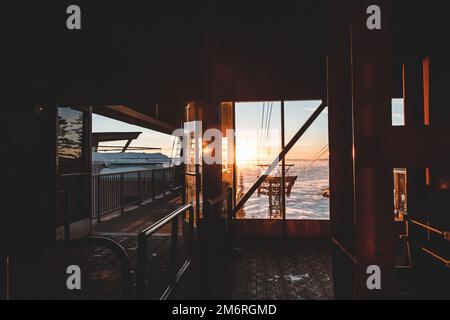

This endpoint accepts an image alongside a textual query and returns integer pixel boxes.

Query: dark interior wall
[393,2,450,297]
[6,1,443,106]
[5,1,328,107]
[2,106,56,255]
[8,1,429,110]
[3,1,449,297]
[327,0,450,299]
[326,0,355,299]
[201,1,327,101]
[421,55,450,297]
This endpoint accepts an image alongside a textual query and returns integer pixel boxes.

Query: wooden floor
[226,243,334,300]
[174,241,334,300]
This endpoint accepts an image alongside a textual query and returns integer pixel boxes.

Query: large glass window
[284,100,329,220]
[235,102,282,219]
[392,98,405,126]
[57,107,87,172]
[234,100,329,220]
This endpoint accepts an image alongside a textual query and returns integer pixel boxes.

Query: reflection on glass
[184,102,203,222]
[221,102,234,215]
[58,107,85,169]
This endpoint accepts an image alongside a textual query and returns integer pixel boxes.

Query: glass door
[184,102,202,224]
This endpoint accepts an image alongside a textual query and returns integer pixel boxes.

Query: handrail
[233,102,327,216]
[61,236,132,299]
[331,237,357,264]
[59,172,91,178]
[398,211,450,241]
[408,218,449,241]
[141,204,192,237]
[93,166,182,221]
[408,240,450,268]
[136,204,194,300]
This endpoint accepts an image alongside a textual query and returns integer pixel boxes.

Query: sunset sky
[92,114,176,156]
[93,98,403,163]
[235,100,328,163]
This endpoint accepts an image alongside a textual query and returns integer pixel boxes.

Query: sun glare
[236,140,256,165]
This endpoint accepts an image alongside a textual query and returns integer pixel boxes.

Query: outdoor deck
[92,195,183,236]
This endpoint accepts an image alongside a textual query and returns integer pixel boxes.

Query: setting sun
[236,139,257,165]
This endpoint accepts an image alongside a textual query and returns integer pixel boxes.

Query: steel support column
[327,0,356,299]
[350,0,395,298]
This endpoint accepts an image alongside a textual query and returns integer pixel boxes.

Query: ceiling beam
[94,105,177,135]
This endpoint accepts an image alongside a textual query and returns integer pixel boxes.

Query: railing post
[138,171,142,205]
[195,164,201,223]
[182,185,187,205]
[226,187,233,234]
[151,170,156,201]
[170,216,179,285]
[136,233,147,299]
[120,173,125,213]
[97,175,101,222]
[200,200,212,295]
[162,169,166,199]
[188,206,194,258]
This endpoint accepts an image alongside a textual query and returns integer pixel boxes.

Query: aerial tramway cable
[265,102,273,145]
[258,102,267,164]
[292,144,329,177]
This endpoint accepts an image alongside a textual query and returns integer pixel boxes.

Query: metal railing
[397,211,449,268]
[186,164,202,224]
[61,236,133,299]
[407,217,450,241]
[135,203,194,300]
[92,166,183,221]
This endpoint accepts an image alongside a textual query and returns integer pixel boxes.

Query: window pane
[58,107,85,171]
[235,101,282,219]
[392,98,405,126]
[284,101,329,220]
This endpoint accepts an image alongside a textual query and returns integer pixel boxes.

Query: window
[57,107,87,172]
